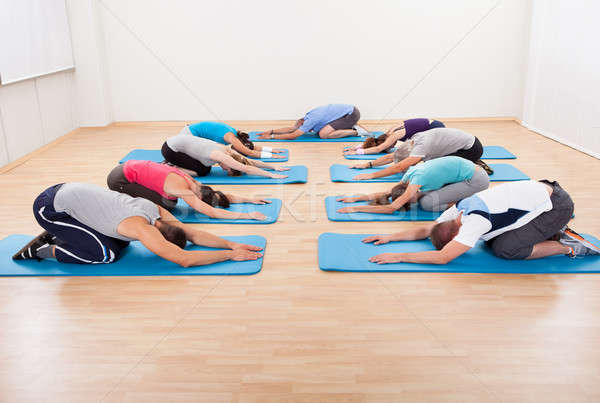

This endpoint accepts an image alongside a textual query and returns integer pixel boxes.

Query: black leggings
[107,164,178,210]
[161,142,212,177]
[447,136,483,163]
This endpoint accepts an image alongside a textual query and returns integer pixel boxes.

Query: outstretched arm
[257,126,297,136]
[369,240,471,265]
[214,152,287,178]
[337,192,388,203]
[120,217,238,267]
[350,154,395,169]
[181,193,261,220]
[362,222,437,245]
[366,156,422,179]
[257,127,304,139]
[226,133,261,158]
[158,207,264,251]
[338,184,420,214]
[226,193,271,204]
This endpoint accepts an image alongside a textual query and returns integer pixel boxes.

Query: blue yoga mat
[248,131,383,142]
[194,165,307,184]
[344,146,516,160]
[0,234,266,276]
[325,196,441,222]
[318,232,600,273]
[481,146,516,159]
[487,163,530,181]
[329,164,528,183]
[172,198,282,224]
[119,148,289,163]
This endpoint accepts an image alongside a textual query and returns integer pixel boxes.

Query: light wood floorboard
[0,120,599,402]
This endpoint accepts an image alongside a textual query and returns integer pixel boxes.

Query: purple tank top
[400,118,430,141]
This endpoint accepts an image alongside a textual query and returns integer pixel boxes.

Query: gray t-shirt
[53,183,161,242]
[166,135,221,166]
[409,128,475,161]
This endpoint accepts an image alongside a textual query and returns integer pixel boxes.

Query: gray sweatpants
[418,167,489,211]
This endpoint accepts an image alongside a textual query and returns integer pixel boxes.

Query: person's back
[188,121,236,144]
[410,128,475,161]
[54,182,160,241]
[442,180,553,246]
[299,104,355,133]
[166,135,222,166]
[402,156,475,191]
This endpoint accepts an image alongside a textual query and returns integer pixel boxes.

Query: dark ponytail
[199,185,230,208]
[369,183,411,210]
[236,131,254,150]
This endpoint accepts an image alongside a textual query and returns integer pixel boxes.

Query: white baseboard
[520,121,600,160]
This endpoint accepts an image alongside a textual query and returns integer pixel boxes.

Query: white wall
[0,0,113,166]
[522,0,600,158]
[97,0,532,121]
[0,70,76,163]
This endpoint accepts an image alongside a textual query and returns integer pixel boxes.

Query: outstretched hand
[369,253,404,264]
[353,173,374,181]
[251,199,271,205]
[273,166,290,172]
[248,211,268,221]
[230,249,263,261]
[337,197,358,203]
[362,235,393,245]
[350,163,369,169]
[231,243,263,252]
[337,207,358,214]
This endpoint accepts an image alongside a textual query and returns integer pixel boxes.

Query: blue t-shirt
[298,104,354,133]
[400,156,475,191]
[188,121,236,144]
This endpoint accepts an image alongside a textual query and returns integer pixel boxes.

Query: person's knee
[418,194,446,212]
[318,126,334,138]
[418,195,435,211]
[490,238,531,260]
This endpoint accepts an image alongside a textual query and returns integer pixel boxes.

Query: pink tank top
[123,160,188,200]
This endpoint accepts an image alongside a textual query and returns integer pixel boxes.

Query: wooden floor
[1,120,599,402]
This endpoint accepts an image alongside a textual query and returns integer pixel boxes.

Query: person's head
[236,131,254,150]
[295,118,304,129]
[362,133,388,149]
[429,216,461,250]
[370,183,411,209]
[393,141,414,163]
[191,182,230,208]
[156,221,187,249]
[219,150,249,176]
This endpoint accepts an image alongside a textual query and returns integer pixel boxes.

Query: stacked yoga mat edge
[0,235,266,276]
[318,232,600,273]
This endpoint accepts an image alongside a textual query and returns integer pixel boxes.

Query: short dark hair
[158,222,187,249]
[430,221,459,250]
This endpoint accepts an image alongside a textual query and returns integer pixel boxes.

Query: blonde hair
[393,141,414,163]
[225,148,253,176]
